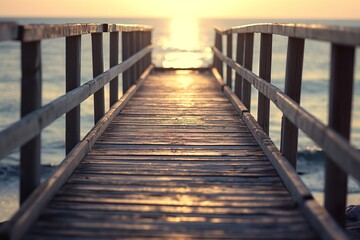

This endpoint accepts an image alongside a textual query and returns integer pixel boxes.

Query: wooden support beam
[226,33,232,88]
[91,32,105,124]
[65,35,81,154]
[242,33,254,110]
[325,44,355,227]
[20,40,42,204]
[235,33,245,99]
[109,32,119,106]
[280,37,304,168]
[257,33,272,135]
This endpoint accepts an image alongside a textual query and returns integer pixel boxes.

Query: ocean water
[0,17,359,222]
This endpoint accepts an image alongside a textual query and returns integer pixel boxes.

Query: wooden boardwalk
[25,69,318,239]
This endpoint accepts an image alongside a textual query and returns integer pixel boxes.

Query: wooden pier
[0,22,359,239]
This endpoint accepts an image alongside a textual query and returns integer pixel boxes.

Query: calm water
[0,17,359,221]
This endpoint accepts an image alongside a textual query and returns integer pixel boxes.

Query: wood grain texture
[18,69,321,239]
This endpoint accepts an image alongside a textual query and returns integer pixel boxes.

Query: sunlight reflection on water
[158,18,212,68]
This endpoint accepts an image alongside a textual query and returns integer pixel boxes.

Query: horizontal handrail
[213,46,360,181]
[0,23,153,42]
[0,45,153,157]
[215,23,360,46]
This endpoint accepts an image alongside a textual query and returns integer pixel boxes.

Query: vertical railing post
[235,33,245,99]
[214,31,223,78]
[122,32,131,93]
[257,33,272,135]
[130,31,137,85]
[91,32,105,124]
[280,37,305,168]
[242,33,254,110]
[325,44,355,227]
[20,40,42,204]
[136,31,141,79]
[110,31,119,106]
[226,33,232,88]
[65,35,81,154]
[148,31,152,67]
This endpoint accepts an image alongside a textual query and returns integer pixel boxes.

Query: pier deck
[25,69,317,239]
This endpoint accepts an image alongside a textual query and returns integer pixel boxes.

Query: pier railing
[212,23,360,227]
[0,22,153,203]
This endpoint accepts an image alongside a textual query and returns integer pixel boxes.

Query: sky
[0,0,359,19]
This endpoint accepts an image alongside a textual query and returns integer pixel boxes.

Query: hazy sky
[1,0,359,19]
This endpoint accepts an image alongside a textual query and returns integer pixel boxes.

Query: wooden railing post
[325,44,355,227]
[214,31,223,78]
[242,33,254,110]
[20,40,42,204]
[148,31,152,67]
[136,31,142,79]
[235,33,245,99]
[257,33,272,135]
[91,32,105,124]
[226,33,232,88]
[65,35,81,154]
[122,32,131,93]
[109,31,119,106]
[130,31,137,85]
[280,37,305,168]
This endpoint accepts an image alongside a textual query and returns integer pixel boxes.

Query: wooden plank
[109,32,119,106]
[65,35,81,154]
[20,40,42,204]
[280,37,304,168]
[0,47,153,158]
[325,44,355,226]
[91,32,105,124]
[0,22,18,41]
[216,23,360,46]
[257,33,272,135]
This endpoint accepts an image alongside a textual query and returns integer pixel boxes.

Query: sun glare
[161,18,205,68]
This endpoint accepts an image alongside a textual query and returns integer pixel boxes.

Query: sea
[0,17,359,222]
